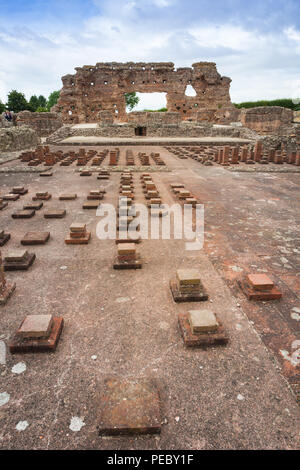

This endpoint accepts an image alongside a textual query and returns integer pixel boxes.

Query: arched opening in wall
[185,85,197,97]
[126,92,167,113]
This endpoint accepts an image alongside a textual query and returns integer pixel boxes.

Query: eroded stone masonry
[54,62,235,123]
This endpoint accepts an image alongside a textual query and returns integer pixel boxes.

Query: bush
[233,98,298,110]
[141,107,168,112]
[36,106,48,112]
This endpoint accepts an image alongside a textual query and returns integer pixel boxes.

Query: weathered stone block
[247,274,274,291]
[97,378,161,436]
[21,232,50,245]
[188,309,218,334]
[17,314,53,338]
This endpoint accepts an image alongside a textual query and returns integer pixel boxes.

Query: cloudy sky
[0,0,300,110]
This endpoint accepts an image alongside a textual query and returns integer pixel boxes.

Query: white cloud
[284,26,300,42]
[188,25,259,51]
[153,0,174,7]
[0,6,299,105]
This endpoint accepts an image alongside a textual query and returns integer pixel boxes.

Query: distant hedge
[141,107,168,112]
[233,99,300,111]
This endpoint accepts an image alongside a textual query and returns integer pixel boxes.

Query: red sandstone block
[70,230,87,238]
[17,314,53,338]
[247,274,274,291]
[21,231,50,245]
[65,232,91,244]
[9,317,64,353]
[178,313,229,347]
[3,194,20,201]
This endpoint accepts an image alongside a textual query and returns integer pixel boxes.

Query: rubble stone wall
[15,111,63,136]
[197,106,241,124]
[126,111,181,126]
[55,61,235,124]
[0,126,40,152]
[240,106,294,134]
[0,114,14,128]
[46,122,261,144]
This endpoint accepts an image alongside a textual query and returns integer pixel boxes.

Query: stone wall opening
[185,84,197,97]
[134,126,147,136]
[127,92,167,113]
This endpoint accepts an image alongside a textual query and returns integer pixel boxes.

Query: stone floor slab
[97,378,161,436]
[21,231,50,245]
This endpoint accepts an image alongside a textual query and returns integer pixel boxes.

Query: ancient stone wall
[240,106,294,135]
[15,111,63,136]
[0,126,40,152]
[126,111,180,126]
[55,62,234,124]
[47,121,261,144]
[0,113,14,128]
[197,106,241,124]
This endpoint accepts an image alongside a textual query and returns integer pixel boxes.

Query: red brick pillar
[268,149,275,162]
[274,150,283,164]
[254,141,262,162]
[240,146,248,162]
[295,153,300,166]
[109,151,117,166]
[231,146,239,164]
[222,146,230,166]
[281,144,287,163]
[288,152,296,164]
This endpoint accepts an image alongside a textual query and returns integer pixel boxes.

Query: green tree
[0,99,5,113]
[6,90,29,113]
[28,95,40,111]
[125,92,139,111]
[47,90,60,111]
[36,106,48,112]
[38,95,47,108]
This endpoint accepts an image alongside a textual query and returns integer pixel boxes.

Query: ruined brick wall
[47,121,261,143]
[55,62,234,124]
[127,111,180,126]
[197,106,241,124]
[15,111,63,136]
[240,106,293,135]
[0,126,40,152]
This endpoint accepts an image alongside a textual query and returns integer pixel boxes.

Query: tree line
[0,90,60,114]
[0,90,140,114]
